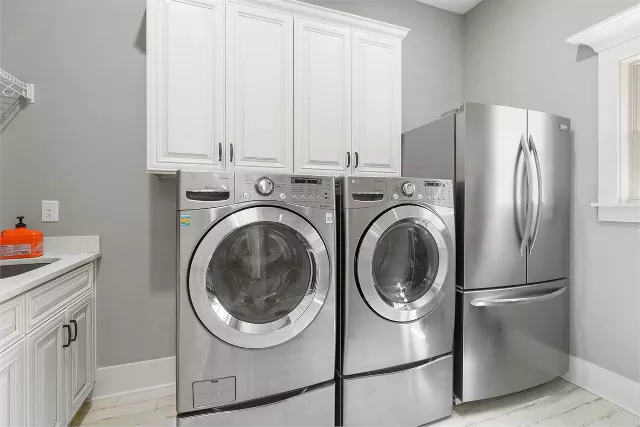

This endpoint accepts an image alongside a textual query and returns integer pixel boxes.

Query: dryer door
[189,206,331,349]
[356,205,451,322]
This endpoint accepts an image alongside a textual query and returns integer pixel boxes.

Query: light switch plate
[42,200,59,223]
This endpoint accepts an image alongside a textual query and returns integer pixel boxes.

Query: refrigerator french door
[402,102,571,402]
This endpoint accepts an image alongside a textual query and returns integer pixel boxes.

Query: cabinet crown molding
[235,0,410,39]
[567,3,640,53]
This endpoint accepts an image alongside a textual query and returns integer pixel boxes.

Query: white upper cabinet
[352,32,402,176]
[147,0,225,174]
[294,18,351,175]
[226,3,294,172]
[146,0,409,176]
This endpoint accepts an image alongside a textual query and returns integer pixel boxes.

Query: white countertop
[0,236,101,304]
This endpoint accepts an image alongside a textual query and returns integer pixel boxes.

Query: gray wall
[303,0,464,132]
[0,0,176,367]
[464,0,640,381]
[0,0,464,367]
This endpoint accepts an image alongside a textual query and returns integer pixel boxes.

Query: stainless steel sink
[0,258,60,279]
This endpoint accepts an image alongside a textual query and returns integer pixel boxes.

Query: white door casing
[147,0,225,173]
[226,2,294,172]
[294,18,352,175]
[0,341,25,427]
[352,31,402,176]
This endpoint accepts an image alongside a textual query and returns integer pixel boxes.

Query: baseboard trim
[563,355,640,417]
[92,356,176,400]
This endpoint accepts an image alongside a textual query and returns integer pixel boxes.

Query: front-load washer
[177,171,336,426]
[336,177,456,427]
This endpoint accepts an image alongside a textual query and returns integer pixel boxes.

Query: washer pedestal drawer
[341,355,452,427]
[178,382,335,427]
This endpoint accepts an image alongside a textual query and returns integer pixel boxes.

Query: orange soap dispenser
[0,217,44,260]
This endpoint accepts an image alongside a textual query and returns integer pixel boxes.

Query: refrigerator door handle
[529,134,543,255]
[470,287,566,307]
[519,134,535,257]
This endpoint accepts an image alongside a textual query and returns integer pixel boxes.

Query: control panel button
[280,193,286,200]
[393,194,399,200]
[243,192,251,200]
[255,177,275,196]
[401,182,416,197]
[418,194,423,200]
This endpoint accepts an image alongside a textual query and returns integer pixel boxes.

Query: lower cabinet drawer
[25,263,93,332]
[455,280,569,402]
[0,295,25,353]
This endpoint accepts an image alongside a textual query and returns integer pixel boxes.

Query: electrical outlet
[42,200,59,223]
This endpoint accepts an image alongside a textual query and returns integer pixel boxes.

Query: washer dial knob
[255,177,275,196]
[401,182,416,197]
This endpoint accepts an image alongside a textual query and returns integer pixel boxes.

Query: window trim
[568,4,640,223]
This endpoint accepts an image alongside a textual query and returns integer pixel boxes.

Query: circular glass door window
[356,205,451,322]
[188,206,331,349]
[372,219,440,305]
[207,222,313,325]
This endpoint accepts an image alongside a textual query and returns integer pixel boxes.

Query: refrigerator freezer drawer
[342,355,452,427]
[454,280,569,402]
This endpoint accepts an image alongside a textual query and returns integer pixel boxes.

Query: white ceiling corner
[415,0,483,15]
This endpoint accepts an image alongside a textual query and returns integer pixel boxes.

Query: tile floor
[71,379,640,427]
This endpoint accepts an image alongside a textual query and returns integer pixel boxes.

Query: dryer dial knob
[401,182,416,197]
[255,178,275,196]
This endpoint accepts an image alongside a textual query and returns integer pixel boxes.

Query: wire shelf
[0,68,35,103]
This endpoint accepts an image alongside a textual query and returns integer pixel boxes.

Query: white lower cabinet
[0,341,25,427]
[67,293,95,418]
[27,313,67,427]
[0,262,96,427]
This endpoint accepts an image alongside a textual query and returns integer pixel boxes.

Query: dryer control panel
[387,178,453,208]
[235,172,335,209]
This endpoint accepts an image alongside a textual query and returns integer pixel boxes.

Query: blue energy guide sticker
[180,214,191,227]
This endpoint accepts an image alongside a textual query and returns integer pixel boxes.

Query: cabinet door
[352,32,402,176]
[0,341,25,427]
[147,0,225,174]
[26,312,66,427]
[227,2,293,172]
[67,293,95,420]
[294,18,351,175]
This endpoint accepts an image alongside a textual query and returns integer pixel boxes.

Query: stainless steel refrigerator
[402,102,570,403]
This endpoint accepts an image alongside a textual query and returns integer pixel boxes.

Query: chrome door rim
[356,205,450,322]
[189,206,331,349]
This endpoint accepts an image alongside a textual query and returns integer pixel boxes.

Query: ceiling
[416,0,483,14]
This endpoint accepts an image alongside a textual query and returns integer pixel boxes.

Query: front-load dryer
[337,177,455,427]
[177,171,336,426]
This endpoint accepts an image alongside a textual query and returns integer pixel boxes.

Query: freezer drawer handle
[470,287,566,307]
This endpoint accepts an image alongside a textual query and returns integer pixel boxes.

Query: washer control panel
[388,178,453,208]
[236,173,334,209]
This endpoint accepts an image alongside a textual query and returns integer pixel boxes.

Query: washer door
[189,206,330,349]
[356,205,451,322]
